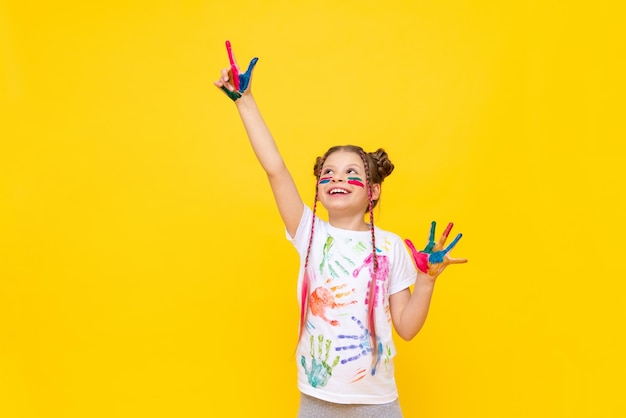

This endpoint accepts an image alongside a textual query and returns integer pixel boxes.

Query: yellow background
[2,1,624,417]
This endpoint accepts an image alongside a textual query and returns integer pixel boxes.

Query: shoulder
[287,205,330,248]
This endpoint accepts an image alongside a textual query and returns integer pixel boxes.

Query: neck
[328,213,370,231]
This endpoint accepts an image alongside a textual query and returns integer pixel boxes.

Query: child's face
[317,150,380,215]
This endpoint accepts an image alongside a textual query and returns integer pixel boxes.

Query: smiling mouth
[329,188,350,195]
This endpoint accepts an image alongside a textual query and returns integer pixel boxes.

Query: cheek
[319,177,332,185]
[347,177,365,188]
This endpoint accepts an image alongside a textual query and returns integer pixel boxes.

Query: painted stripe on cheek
[347,177,364,188]
[319,177,332,184]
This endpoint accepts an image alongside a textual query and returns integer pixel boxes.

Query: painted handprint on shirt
[301,334,340,388]
[319,236,334,271]
[318,235,355,279]
[335,316,382,376]
[352,252,390,307]
[310,284,357,326]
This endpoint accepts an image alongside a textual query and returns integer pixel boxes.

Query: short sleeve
[286,206,314,254]
[388,236,417,295]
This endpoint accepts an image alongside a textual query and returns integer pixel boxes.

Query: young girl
[214,43,466,418]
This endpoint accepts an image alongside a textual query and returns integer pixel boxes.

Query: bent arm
[234,95,304,237]
[389,274,436,341]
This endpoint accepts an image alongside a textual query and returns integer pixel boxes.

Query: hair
[298,145,395,373]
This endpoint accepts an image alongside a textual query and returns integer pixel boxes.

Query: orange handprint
[310,284,357,326]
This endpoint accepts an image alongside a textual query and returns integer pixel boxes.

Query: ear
[371,183,381,202]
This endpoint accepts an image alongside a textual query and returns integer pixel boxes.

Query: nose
[331,173,345,182]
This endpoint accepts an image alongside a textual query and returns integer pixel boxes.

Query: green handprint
[319,236,334,272]
[301,334,340,388]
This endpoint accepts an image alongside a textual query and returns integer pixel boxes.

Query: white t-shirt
[288,206,416,404]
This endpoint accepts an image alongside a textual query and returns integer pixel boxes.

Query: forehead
[323,150,364,168]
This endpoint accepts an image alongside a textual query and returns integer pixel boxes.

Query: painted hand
[405,221,467,277]
[214,40,258,101]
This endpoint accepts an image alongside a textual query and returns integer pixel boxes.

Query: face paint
[347,177,365,188]
[319,176,332,185]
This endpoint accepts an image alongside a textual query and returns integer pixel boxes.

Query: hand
[213,40,258,101]
[405,221,467,278]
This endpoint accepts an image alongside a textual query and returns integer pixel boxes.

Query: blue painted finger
[442,233,463,255]
[238,57,259,92]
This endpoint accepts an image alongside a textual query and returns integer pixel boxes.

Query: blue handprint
[335,316,382,376]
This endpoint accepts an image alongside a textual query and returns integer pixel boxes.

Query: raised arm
[390,221,467,340]
[214,42,304,237]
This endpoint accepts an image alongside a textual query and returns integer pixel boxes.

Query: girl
[214,43,466,418]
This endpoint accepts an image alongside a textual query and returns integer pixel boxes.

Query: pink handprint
[353,253,389,307]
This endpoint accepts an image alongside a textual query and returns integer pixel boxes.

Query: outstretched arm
[390,221,467,340]
[214,42,304,237]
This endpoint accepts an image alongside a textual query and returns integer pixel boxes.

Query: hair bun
[369,148,395,181]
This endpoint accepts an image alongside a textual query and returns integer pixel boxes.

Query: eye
[348,168,358,174]
[323,168,333,175]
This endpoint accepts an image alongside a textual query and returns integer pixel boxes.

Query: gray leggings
[297,393,403,418]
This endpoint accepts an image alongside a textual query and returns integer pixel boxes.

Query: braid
[360,150,380,372]
[303,186,319,275]
[298,158,324,344]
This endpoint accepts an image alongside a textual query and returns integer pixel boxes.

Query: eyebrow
[321,163,362,170]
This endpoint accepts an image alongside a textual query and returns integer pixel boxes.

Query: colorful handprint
[352,252,390,307]
[405,221,467,277]
[301,334,340,388]
[310,284,357,326]
[319,236,334,273]
[335,316,382,376]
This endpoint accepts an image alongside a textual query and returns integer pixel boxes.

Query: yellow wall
[2,1,624,417]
